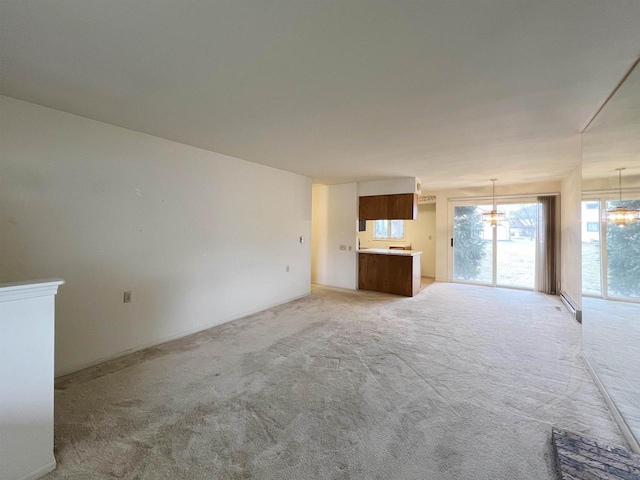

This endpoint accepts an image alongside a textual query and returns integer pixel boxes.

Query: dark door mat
[552,428,640,479]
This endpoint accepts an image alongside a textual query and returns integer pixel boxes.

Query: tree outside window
[453,206,486,280]
[607,199,640,298]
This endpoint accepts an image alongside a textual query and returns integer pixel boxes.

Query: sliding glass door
[606,199,640,301]
[582,198,640,301]
[453,205,493,284]
[496,203,537,289]
[581,200,602,296]
[452,201,539,289]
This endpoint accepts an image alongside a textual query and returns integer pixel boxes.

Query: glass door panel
[581,200,602,296]
[606,199,640,300]
[496,203,537,289]
[453,205,493,284]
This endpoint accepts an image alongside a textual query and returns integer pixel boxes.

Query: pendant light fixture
[605,168,639,227]
[482,179,505,227]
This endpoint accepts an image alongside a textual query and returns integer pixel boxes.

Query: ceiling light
[605,168,639,227]
[482,179,505,227]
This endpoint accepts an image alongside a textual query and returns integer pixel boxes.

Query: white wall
[431,180,563,281]
[357,203,436,277]
[357,177,420,196]
[560,164,583,309]
[311,184,358,289]
[583,174,640,192]
[413,204,437,278]
[0,96,312,376]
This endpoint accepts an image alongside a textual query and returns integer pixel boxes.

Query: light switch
[299,236,305,243]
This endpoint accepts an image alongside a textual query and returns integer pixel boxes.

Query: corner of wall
[560,163,583,310]
[311,183,358,290]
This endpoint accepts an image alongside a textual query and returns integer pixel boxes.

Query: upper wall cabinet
[358,193,418,220]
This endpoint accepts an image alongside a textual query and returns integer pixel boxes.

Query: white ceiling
[1,1,640,189]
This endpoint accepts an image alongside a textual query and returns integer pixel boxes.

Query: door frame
[582,192,640,304]
[448,197,540,290]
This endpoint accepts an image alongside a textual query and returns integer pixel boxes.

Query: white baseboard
[14,460,56,480]
[311,281,356,291]
[55,292,310,378]
[582,353,640,454]
[560,291,582,322]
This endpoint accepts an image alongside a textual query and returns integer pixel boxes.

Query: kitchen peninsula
[357,249,422,297]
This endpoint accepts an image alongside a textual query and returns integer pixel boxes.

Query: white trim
[582,293,603,299]
[580,292,640,306]
[581,55,640,133]
[448,193,559,202]
[447,201,455,281]
[583,187,640,196]
[0,279,64,303]
[491,220,498,286]
[448,199,540,289]
[451,279,493,288]
[582,353,640,454]
[494,284,534,292]
[580,197,640,304]
[311,281,357,291]
[448,280,535,293]
[14,460,57,480]
[371,219,405,241]
[560,291,582,322]
[55,292,310,378]
[601,205,610,299]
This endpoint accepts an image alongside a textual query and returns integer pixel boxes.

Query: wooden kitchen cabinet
[358,194,388,219]
[389,193,418,219]
[358,193,417,220]
[358,250,421,297]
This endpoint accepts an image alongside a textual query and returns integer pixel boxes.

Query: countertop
[357,248,422,257]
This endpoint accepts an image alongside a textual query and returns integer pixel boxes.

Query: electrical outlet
[286,265,290,272]
[299,236,304,243]
[339,245,346,250]
[123,291,132,303]
[348,245,352,251]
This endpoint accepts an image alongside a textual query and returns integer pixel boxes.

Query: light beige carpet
[46,283,626,479]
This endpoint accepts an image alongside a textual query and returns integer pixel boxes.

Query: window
[373,220,404,240]
[585,202,599,209]
[586,222,599,232]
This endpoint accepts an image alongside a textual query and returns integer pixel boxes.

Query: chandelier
[605,168,639,227]
[482,179,505,227]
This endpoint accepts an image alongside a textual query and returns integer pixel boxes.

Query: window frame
[372,219,405,241]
